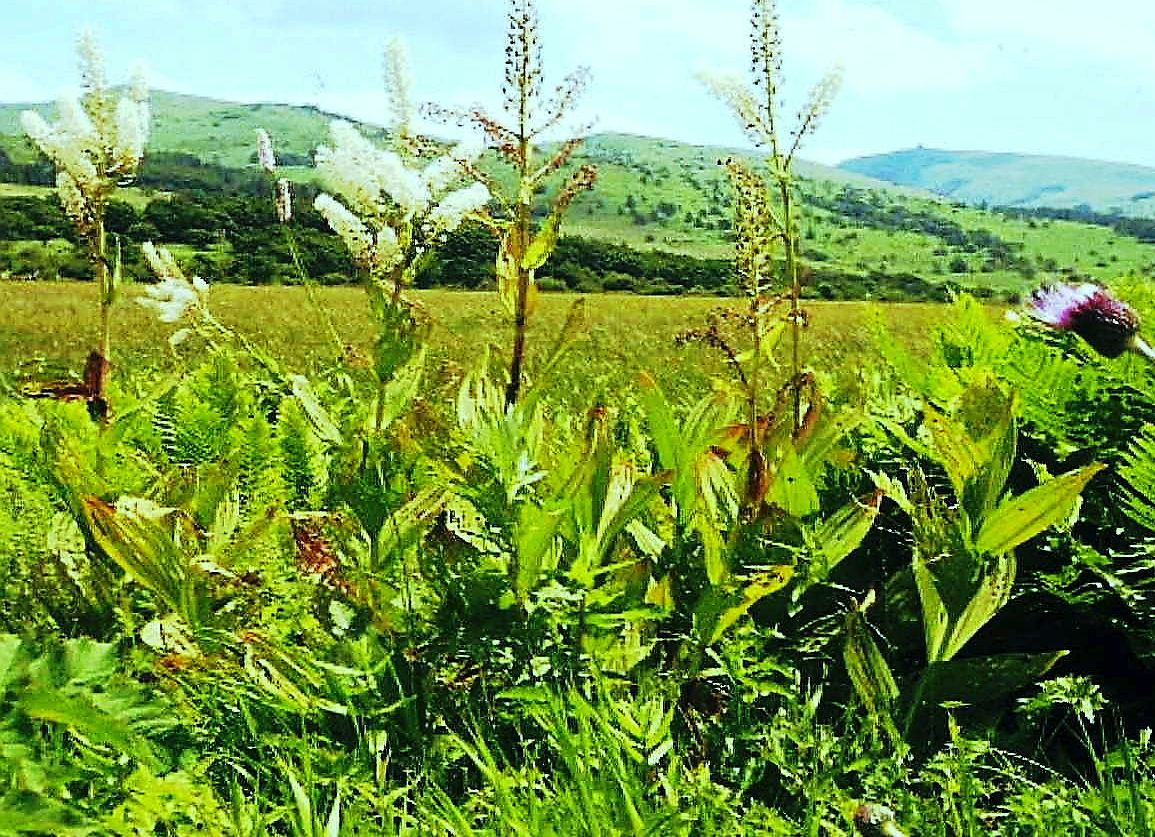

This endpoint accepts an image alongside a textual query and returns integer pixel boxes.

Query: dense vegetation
[7,3,1155,835]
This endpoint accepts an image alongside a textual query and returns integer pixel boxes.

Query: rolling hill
[4,92,1155,298]
[839,147,1155,217]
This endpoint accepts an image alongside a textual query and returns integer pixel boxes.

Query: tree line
[0,149,1019,300]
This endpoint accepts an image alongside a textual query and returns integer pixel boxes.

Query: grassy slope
[4,93,1155,293]
[840,147,1155,217]
[557,135,1155,292]
[0,181,154,209]
[0,91,351,168]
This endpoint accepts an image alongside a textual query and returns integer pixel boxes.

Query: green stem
[505,138,533,409]
[281,225,343,355]
[778,177,803,435]
[91,218,112,422]
[374,379,388,434]
[745,270,764,515]
[1131,335,1155,364]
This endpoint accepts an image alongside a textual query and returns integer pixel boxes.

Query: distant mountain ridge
[839,147,1155,218]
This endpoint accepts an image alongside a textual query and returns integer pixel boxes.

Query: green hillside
[840,146,1155,217]
[5,93,1155,297]
[0,91,353,168]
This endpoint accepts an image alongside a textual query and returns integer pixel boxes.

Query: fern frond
[277,398,326,511]
[1118,424,1155,533]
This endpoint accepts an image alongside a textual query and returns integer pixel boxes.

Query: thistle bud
[1028,282,1151,359]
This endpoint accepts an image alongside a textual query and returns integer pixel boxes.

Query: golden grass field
[0,282,948,403]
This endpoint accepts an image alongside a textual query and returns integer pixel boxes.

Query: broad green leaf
[582,624,656,675]
[975,463,1104,556]
[939,551,1016,662]
[810,490,883,581]
[923,404,980,503]
[914,651,1067,713]
[21,689,154,764]
[376,482,453,566]
[496,685,553,704]
[637,374,683,476]
[844,601,901,743]
[373,346,426,433]
[695,513,728,586]
[0,635,27,693]
[961,392,1017,523]
[708,566,793,644]
[593,473,663,567]
[645,575,673,611]
[61,637,117,685]
[495,239,518,315]
[627,520,665,559]
[522,208,563,271]
[290,374,342,446]
[870,469,913,514]
[285,769,313,832]
[769,446,819,517]
[82,498,199,622]
[912,545,951,664]
[516,502,564,597]
[799,408,864,473]
[324,792,341,837]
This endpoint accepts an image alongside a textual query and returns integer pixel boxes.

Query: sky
[3,0,1155,168]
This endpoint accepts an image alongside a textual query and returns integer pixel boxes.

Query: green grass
[0,282,945,399]
[0,180,157,209]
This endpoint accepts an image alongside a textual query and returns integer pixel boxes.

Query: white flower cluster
[137,242,209,324]
[20,35,149,216]
[276,178,293,224]
[314,119,490,275]
[113,76,151,175]
[314,193,401,272]
[315,121,434,218]
[254,128,293,223]
[426,181,491,235]
[383,37,413,136]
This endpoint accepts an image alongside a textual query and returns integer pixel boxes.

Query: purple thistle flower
[1029,283,1155,360]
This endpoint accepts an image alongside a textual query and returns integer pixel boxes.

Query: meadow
[0,282,946,397]
[7,2,1155,835]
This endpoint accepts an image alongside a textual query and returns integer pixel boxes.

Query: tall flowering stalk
[21,32,149,420]
[702,0,840,435]
[253,128,345,354]
[731,159,785,512]
[427,0,597,408]
[311,39,491,430]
